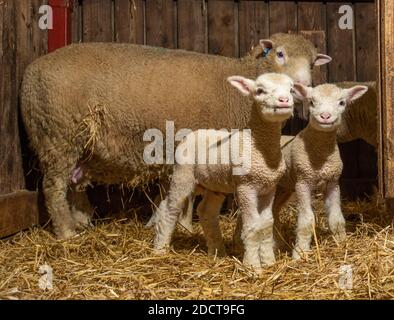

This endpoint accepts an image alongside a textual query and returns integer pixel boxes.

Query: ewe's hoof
[56,229,78,240]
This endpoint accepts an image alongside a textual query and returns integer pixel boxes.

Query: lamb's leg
[178,194,194,233]
[324,182,346,242]
[153,165,196,252]
[238,186,275,271]
[68,189,94,230]
[43,173,76,239]
[233,214,243,255]
[272,187,293,252]
[197,190,226,257]
[293,182,315,259]
[257,190,276,266]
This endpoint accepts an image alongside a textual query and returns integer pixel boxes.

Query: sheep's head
[248,33,332,87]
[228,73,295,122]
[293,83,369,132]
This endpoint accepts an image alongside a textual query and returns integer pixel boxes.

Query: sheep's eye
[256,88,266,95]
[339,100,346,107]
[310,101,315,107]
[277,51,284,59]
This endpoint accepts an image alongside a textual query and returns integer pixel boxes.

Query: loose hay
[0,197,393,300]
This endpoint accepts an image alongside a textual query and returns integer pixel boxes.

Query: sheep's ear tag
[262,47,271,58]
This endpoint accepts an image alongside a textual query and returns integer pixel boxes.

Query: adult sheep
[21,33,332,239]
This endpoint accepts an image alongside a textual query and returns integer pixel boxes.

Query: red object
[48,0,73,53]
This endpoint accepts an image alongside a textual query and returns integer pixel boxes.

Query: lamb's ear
[227,76,255,96]
[345,85,368,103]
[293,83,313,120]
[293,83,312,100]
[314,54,332,66]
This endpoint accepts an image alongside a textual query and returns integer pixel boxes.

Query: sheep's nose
[278,97,289,103]
[320,112,332,120]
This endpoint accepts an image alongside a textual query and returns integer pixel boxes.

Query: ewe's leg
[293,183,315,259]
[238,186,275,270]
[67,189,94,230]
[197,190,226,257]
[324,182,346,241]
[43,173,76,239]
[153,166,195,252]
[272,188,293,251]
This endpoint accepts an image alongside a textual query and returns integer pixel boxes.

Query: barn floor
[0,196,393,300]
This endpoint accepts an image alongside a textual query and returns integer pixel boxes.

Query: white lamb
[153,73,297,271]
[270,83,369,259]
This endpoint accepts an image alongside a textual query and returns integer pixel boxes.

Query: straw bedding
[0,195,393,300]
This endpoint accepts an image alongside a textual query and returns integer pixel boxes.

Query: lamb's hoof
[292,248,310,260]
[260,256,276,267]
[153,247,169,256]
[333,230,346,243]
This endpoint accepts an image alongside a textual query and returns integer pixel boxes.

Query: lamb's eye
[256,88,266,95]
[310,101,315,107]
[277,51,284,59]
[339,100,346,107]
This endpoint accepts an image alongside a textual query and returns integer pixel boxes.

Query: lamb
[153,73,296,270]
[267,83,369,259]
[20,33,331,239]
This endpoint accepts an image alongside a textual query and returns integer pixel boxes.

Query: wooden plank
[376,0,384,199]
[355,2,377,82]
[208,0,237,57]
[114,0,144,44]
[82,0,113,42]
[268,1,297,35]
[326,2,355,82]
[177,0,205,53]
[1,0,25,194]
[381,0,394,198]
[15,0,48,91]
[0,191,39,238]
[355,2,378,193]
[71,0,80,43]
[327,3,358,183]
[238,0,269,57]
[146,0,175,48]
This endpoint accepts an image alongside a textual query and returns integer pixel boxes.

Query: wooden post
[378,0,394,218]
[0,0,38,238]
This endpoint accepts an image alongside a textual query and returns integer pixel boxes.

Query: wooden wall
[2,0,378,199]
